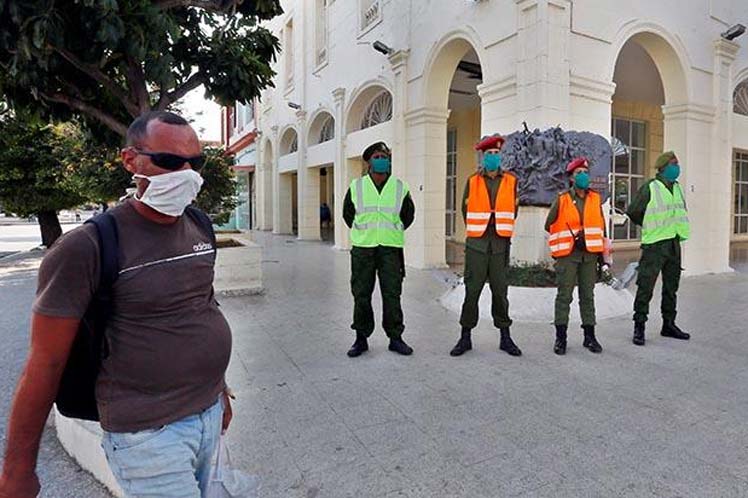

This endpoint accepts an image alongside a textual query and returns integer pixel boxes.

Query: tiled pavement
[219,232,748,498]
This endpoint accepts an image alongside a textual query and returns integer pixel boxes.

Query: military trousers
[554,250,598,326]
[350,245,405,338]
[459,246,512,329]
[633,238,681,323]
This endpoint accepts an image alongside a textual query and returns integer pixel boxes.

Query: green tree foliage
[0,113,89,245]
[0,0,282,138]
[196,146,238,225]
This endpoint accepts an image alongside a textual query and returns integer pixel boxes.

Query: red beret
[474,135,505,152]
[566,157,589,174]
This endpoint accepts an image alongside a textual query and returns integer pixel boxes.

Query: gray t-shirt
[33,200,232,432]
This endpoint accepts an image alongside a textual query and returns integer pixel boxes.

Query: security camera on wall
[721,24,746,41]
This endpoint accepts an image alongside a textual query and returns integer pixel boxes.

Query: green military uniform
[545,188,604,326]
[626,174,686,324]
[343,174,415,338]
[459,172,516,330]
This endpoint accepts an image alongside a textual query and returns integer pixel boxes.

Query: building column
[389,50,409,179]
[515,0,571,129]
[272,125,293,235]
[295,111,321,240]
[403,106,451,269]
[255,139,273,231]
[507,0,572,265]
[662,103,718,275]
[332,87,351,250]
[710,38,740,273]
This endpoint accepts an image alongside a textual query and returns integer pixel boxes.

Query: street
[0,222,80,258]
[0,254,110,497]
[1,233,748,497]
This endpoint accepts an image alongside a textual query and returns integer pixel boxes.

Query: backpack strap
[84,212,119,359]
[185,206,216,261]
[86,212,120,293]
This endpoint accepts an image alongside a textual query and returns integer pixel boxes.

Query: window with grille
[316,0,328,66]
[734,81,748,116]
[285,19,294,88]
[446,129,458,238]
[611,118,647,241]
[360,92,392,130]
[360,0,380,31]
[319,116,334,143]
[735,151,748,234]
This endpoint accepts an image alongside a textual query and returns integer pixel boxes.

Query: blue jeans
[101,398,223,497]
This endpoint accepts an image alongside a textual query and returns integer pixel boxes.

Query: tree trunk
[38,210,63,247]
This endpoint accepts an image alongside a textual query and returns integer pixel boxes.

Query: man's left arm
[400,193,415,230]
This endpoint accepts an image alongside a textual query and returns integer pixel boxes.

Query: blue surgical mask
[574,171,590,190]
[483,154,502,172]
[370,157,391,174]
[662,163,680,182]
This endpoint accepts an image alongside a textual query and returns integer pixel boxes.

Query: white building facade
[249,0,748,275]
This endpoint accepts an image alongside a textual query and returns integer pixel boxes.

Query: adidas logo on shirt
[193,242,214,252]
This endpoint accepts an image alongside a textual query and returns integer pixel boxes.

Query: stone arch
[262,137,274,168]
[345,80,394,134]
[732,67,748,116]
[422,28,487,110]
[307,109,336,145]
[608,22,690,104]
[279,126,299,156]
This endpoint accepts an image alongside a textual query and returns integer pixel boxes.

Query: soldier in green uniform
[626,151,691,346]
[545,158,605,355]
[450,134,522,357]
[343,142,416,357]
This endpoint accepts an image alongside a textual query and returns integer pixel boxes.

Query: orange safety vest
[465,173,517,238]
[548,190,605,258]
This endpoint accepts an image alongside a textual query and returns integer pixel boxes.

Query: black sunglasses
[136,150,206,171]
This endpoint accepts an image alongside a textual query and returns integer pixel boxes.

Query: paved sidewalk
[218,232,748,498]
[0,255,110,498]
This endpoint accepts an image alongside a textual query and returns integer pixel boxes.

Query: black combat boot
[347,331,369,357]
[582,325,603,353]
[661,320,690,340]
[554,325,567,355]
[388,337,414,356]
[632,322,646,346]
[499,327,522,356]
[450,328,472,356]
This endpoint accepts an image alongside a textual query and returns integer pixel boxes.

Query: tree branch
[155,0,236,12]
[125,56,151,115]
[38,92,128,137]
[51,46,140,118]
[156,72,206,110]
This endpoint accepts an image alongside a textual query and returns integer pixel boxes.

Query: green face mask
[574,171,590,190]
[662,163,680,182]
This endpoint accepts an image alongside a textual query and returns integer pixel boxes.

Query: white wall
[251,0,748,273]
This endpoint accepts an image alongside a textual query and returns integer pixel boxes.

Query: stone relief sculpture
[498,124,612,206]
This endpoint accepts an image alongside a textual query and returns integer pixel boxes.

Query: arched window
[319,116,335,143]
[360,91,392,129]
[734,80,748,116]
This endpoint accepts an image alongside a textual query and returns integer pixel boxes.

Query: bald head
[126,111,194,148]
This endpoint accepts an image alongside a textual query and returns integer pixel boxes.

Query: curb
[216,286,264,298]
[54,409,123,497]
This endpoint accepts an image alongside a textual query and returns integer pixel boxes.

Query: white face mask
[133,169,204,217]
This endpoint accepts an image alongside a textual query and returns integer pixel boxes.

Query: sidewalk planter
[440,281,634,323]
[54,409,124,497]
[214,233,263,296]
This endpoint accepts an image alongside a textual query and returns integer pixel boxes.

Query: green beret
[362,142,391,162]
[655,151,677,170]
